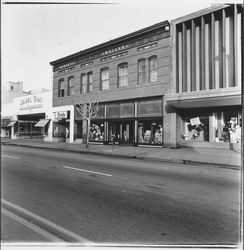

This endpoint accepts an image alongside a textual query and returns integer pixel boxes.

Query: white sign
[190,117,201,126]
[19,95,43,110]
[54,111,68,120]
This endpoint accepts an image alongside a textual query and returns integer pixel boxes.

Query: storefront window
[215,111,241,143]
[89,122,104,141]
[182,116,209,141]
[138,120,163,144]
[16,121,41,135]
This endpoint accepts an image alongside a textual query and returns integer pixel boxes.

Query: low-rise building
[50,21,171,146]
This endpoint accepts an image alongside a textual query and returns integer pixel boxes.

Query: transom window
[58,79,65,97]
[118,63,128,87]
[100,68,109,90]
[149,56,157,83]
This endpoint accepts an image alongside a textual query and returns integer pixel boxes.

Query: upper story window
[100,68,109,90]
[67,76,74,96]
[58,79,65,97]
[87,72,93,93]
[149,56,157,83]
[118,63,128,87]
[138,59,146,84]
[80,74,87,94]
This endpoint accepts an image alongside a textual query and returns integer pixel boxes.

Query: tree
[73,97,98,149]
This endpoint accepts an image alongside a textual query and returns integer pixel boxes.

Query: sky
[2,0,242,92]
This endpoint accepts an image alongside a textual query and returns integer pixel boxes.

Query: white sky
[2,0,242,92]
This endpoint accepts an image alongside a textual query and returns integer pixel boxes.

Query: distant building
[165,4,242,147]
[1,88,52,140]
[1,81,30,104]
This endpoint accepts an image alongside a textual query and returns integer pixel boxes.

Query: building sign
[54,111,68,120]
[19,95,43,110]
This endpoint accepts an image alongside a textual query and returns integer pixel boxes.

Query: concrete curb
[2,142,240,170]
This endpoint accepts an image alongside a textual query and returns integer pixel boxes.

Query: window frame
[67,76,74,96]
[87,71,93,93]
[118,62,128,87]
[149,56,158,83]
[100,67,109,90]
[58,78,65,97]
[138,59,146,84]
[80,73,87,94]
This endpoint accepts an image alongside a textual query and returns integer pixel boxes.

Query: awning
[7,121,16,127]
[34,119,50,127]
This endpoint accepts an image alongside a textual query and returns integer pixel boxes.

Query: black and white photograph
[1,0,243,249]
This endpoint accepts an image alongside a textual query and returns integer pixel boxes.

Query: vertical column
[191,20,196,91]
[145,59,149,84]
[222,9,226,88]
[182,23,187,92]
[134,102,138,144]
[209,113,216,142]
[69,106,74,143]
[211,13,216,89]
[177,29,183,93]
[200,16,205,90]
[233,4,238,87]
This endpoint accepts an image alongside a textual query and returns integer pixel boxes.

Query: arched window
[67,76,74,96]
[100,67,109,90]
[80,73,87,94]
[87,72,93,93]
[138,59,146,84]
[118,62,128,87]
[58,78,65,97]
[149,56,157,83]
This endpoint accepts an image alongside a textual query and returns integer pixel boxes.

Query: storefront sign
[19,95,43,110]
[54,111,68,120]
[190,117,201,126]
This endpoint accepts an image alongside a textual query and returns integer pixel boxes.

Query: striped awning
[34,119,50,127]
[7,121,16,127]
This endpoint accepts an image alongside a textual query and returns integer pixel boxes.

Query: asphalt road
[1,145,241,245]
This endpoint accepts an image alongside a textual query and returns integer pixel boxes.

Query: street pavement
[1,138,241,168]
[1,145,241,246]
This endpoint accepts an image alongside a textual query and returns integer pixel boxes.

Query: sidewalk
[1,138,241,169]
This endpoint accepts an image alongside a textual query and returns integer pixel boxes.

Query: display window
[181,116,209,141]
[16,121,41,135]
[138,120,163,145]
[215,111,241,143]
[89,121,104,141]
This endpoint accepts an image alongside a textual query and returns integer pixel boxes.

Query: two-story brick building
[165,4,242,148]
[50,21,171,146]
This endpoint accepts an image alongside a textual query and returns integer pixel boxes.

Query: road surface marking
[2,155,19,159]
[2,199,93,244]
[2,208,64,242]
[62,165,113,177]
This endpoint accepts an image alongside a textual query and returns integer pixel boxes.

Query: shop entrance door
[108,120,134,144]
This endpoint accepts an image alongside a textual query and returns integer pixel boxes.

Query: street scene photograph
[1,0,243,249]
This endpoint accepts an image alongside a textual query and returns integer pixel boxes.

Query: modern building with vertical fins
[165,4,242,148]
